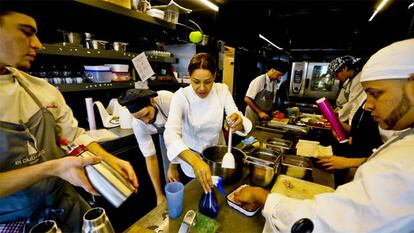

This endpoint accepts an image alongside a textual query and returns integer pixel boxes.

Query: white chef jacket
[164,83,253,177]
[0,67,93,146]
[262,128,414,233]
[131,90,173,157]
[335,73,366,125]
[245,74,278,103]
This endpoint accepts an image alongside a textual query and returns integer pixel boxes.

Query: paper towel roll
[119,107,133,129]
[85,97,97,130]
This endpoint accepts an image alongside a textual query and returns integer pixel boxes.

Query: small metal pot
[111,42,128,52]
[202,145,245,184]
[60,31,82,45]
[87,40,109,50]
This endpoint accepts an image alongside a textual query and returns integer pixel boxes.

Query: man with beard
[233,39,414,232]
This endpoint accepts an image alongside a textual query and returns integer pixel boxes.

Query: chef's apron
[0,75,89,232]
[245,77,276,124]
[152,102,170,180]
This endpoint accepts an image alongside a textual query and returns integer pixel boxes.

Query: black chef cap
[118,89,158,114]
[267,60,289,74]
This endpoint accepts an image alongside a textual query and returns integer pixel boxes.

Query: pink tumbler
[316,97,348,143]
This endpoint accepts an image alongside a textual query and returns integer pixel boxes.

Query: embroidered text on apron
[0,75,89,232]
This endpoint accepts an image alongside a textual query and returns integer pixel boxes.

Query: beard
[384,92,412,129]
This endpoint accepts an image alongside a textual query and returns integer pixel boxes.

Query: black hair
[188,53,217,76]
[0,1,36,23]
[266,59,289,74]
[351,58,368,73]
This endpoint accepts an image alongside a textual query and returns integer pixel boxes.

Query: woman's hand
[233,186,269,209]
[227,113,244,132]
[191,156,213,193]
[167,163,180,183]
[317,156,366,170]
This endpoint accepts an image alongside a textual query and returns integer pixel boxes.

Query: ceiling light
[199,0,219,12]
[259,34,283,50]
[369,0,391,22]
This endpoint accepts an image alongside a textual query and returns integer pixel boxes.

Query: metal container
[82,207,114,233]
[60,30,82,45]
[68,145,135,208]
[282,154,312,179]
[87,40,109,50]
[29,220,61,233]
[202,145,245,184]
[266,138,293,153]
[246,148,282,187]
[111,42,128,52]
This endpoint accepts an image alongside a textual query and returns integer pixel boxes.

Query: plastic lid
[84,65,110,71]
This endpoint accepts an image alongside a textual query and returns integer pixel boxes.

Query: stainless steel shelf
[73,0,176,30]
[38,44,178,63]
[55,81,135,92]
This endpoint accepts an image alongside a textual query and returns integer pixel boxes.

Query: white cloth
[261,130,414,233]
[361,39,414,82]
[245,74,278,103]
[335,72,366,124]
[0,67,93,146]
[164,83,252,177]
[131,90,173,157]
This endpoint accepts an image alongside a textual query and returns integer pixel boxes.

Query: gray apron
[0,75,89,232]
[245,76,276,124]
[152,102,170,181]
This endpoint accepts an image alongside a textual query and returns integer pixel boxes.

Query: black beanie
[117,89,158,114]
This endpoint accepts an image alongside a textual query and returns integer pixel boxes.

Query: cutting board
[271,175,334,200]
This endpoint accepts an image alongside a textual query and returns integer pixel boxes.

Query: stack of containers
[104,64,130,81]
[84,66,113,83]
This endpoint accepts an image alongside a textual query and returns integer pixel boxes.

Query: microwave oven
[289,62,340,101]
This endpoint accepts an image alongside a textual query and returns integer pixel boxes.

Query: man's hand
[317,156,366,170]
[53,156,101,195]
[167,163,180,183]
[258,111,270,120]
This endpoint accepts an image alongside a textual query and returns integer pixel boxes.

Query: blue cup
[165,182,184,219]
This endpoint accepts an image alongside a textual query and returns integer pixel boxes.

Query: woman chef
[164,53,252,193]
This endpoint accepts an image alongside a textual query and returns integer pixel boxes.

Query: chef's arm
[86,142,139,189]
[178,149,213,193]
[245,96,269,120]
[144,154,166,205]
[0,156,101,198]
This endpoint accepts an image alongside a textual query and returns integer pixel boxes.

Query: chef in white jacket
[233,39,414,233]
[164,53,252,193]
[328,56,367,131]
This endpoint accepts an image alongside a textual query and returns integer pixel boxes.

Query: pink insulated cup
[316,97,348,143]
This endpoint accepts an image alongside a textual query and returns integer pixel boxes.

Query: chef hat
[118,89,158,114]
[360,39,414,82]
[327,56,356,76]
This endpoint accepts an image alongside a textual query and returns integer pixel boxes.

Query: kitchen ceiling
[162,0,414,57]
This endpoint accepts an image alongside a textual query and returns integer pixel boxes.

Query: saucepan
[202,145,245,184]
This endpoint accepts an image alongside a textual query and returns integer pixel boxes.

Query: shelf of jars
[37,44,178,63]
[54,81,135,93]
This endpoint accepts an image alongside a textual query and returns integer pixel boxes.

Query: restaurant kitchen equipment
[245,148,282,187]
[289,62,340,101]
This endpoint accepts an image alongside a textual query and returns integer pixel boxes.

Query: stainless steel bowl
[202,145,245,184]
